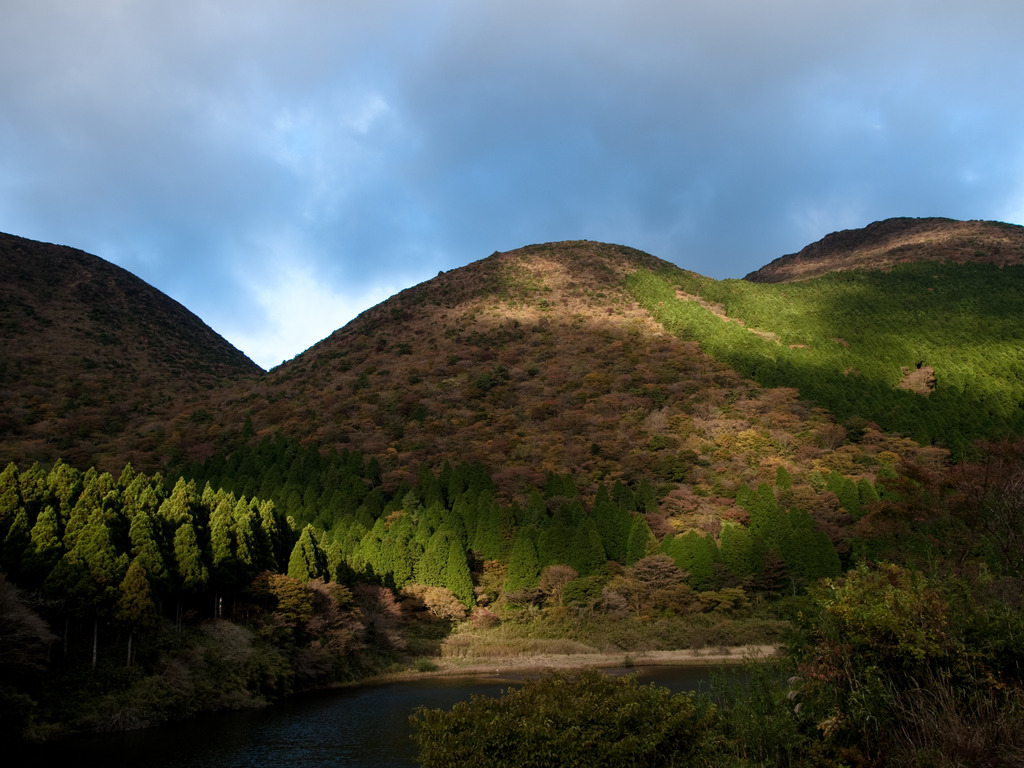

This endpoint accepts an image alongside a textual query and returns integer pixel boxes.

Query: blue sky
[2,1,1023,369]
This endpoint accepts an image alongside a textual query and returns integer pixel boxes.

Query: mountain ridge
[2,219,1021,481]
[745,217,1024,282]
[0,231,261,468]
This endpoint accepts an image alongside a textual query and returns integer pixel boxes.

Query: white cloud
[227,256,400,370]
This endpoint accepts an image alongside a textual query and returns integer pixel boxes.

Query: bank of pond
[27,664,720,767]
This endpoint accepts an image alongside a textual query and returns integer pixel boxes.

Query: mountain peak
[745,217,1024,283]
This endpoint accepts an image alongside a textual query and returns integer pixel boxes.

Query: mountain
[745,217,1024,283]
[195,240,893,500]
[3,222,1023,746]
[3,218,1022,488]
[0,232,261,469]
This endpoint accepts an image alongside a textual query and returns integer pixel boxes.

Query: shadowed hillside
[0,233,261,468]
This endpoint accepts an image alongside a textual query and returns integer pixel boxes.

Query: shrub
[410,670,714,768]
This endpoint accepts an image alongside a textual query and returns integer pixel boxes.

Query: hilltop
[0,232,261,469]
[745,217,1024,282]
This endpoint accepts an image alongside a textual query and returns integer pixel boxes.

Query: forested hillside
[630,259,1024,456]
[2,222,1024,763]
[0,233,261,469]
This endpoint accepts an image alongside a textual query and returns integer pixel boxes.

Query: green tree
[592,495,631,563]
[24,505,63,583]
[416,528,452,588]
[625,514,653,566]
[114,558,158,666]
[443,538,475,607]
[504,525,541,594]
[569,518,606,577]
[719,522,754,583]
[287,525,328,582]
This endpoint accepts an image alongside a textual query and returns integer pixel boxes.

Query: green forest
[4,234,1024,765]
[3,430,1024,764]
[628,261,1024,456]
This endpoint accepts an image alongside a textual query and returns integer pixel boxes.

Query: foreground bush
[410,669,714,768]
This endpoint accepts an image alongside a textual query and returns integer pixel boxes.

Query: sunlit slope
[629,261,1024,455]
[746,217,1024,282]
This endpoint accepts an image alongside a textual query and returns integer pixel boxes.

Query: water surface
[32,664,722,767]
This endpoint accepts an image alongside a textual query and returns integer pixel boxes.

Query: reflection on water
[30,665,725,767]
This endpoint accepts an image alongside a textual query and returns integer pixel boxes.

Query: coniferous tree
[537,510,571,568]
[857,477,881,514]
[128,509,168,596]
[209,496,237,588]
[173,520,209,595]
[0,462,22,534]
[75,510,129,666]
[569,518,606,578]
[663,531,718,590]
[625,515,653,566]
[472,495,513,561]
[592,496,631,563]
[504,525,541,594]
[115,558,158,666]
[612,480,636,512]
[635,478,658,514]
[46,459,83,521]
[1,509,31,579]
[416,528,452,588]
[719,522,754,583]
[443,538,475,607]
[24,504,62,583]
[287,525,328,582]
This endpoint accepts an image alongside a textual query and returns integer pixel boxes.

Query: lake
[29,664,725,767]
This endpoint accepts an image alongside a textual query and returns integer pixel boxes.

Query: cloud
[224,233,411,370]
[2,0,1023,359]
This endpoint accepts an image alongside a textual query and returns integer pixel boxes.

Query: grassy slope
[629,261,1024,456]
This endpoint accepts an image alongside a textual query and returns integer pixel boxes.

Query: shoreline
[354,644,781,686]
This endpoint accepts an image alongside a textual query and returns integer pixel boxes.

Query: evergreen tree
[287,525,328,582]
[504,526,541,594]
[719,522,754,582]
[635,478,658,514]
[537,511,571,568]
[443,538,475,607]
[173,520,209,594]
[857,477,881,514]
[1,508,31,579]
[611,480,636,512]
[0,462,22,534]
[46,459,83,521]
[663,531,718,590]
[592,496,631,563]
[115,558,158,666]
[625,515,653,566]
[128,509,169,595]
[416,528,452,587]
[208,496,237,587]
[472,495,513,561]
[233,499,262,583]
[24,504,63,582]
[569,518,606,577]
[523,488,547,527]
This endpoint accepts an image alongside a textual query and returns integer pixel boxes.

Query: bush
[410,670,714,768]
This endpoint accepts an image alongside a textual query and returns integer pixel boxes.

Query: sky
[2,1,1023,370]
